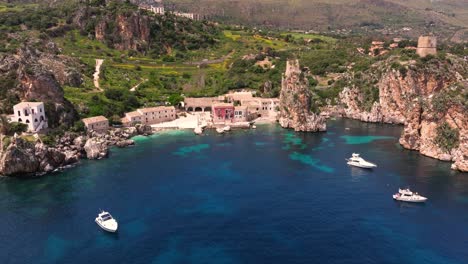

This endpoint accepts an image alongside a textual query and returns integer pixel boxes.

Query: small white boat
[346,153,377,169]
[252,125,257,129]
[393,188,427,203]
[223,126,231,132]
[95,210,118,232]
[216,127,224,134]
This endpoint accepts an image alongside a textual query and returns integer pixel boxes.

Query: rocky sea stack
[278,60,326,132]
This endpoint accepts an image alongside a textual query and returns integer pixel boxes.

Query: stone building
[416,36,437,58]
[122,106,176,126]
[234,106,248,122]
[10,102,48,132]
[82,116,109,133]
[138,106,176,125]
[122,111,144,126]
[184,97,222,112]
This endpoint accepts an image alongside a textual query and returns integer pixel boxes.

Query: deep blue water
[1,119,468,264]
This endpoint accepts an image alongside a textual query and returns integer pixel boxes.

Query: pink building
[212,103,235,124]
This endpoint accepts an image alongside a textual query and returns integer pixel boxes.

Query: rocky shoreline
[0,125,153,177]
[322,55,467,172]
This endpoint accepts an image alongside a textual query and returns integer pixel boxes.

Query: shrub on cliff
[434,122,460,152]
[9,122,28,135]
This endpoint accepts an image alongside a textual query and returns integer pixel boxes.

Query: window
[34,118,38,123]
[26,119,30,123]
[18,118,23,122]
[40,108,42,112]
[32,109,35,114]
[17,111,21,116]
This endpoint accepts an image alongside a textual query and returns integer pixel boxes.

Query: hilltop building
[416,36,437,58]
[10,102,48,132]
[139,0,200,20]
[82,116,109,133]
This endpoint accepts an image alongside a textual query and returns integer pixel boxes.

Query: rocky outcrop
[84,138,108,160]
[0,45,80,127]
[95,12,150,52]
[0,138,39,176]
[278,60,326,132]
[336,55,468,171]
[0,126,149,177]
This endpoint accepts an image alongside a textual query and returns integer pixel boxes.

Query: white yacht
[393,188,427,203]
[216,127,224,134]
[223,126,231,132]
[95,211,118,232]
[346,153,377,169]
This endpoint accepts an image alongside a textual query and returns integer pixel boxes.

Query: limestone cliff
[335,55,467,171]
[278,60,326,132]
[0,44,80,127]
[95,12,150,52]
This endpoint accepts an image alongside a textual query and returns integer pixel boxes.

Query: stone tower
[416,36,437,58]
[278,60,326,132]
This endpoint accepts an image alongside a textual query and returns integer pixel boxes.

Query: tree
[9,122,27,134]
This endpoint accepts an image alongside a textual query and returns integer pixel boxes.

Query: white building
[11,102,48,132]
[153,6,165,15]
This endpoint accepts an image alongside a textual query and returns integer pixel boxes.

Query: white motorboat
[393,188,427,203]
[346,153,377,169]
[216,127,224,134]
[223,126,231,132]
[95,210,118,232]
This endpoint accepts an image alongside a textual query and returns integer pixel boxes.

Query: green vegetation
[434,122,460,152]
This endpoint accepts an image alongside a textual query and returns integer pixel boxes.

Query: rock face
[0,45,80,127]
[84,138,109,160]
[0,138,39,176]
[0,126,147,177]
[95,12,150,52]
[278,60,326,132]
[337,55,467,171]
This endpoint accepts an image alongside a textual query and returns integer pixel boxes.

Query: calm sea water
[1,119,468,264]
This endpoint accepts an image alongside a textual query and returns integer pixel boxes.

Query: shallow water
[1,119,467,264]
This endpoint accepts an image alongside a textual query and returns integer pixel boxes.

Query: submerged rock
[278,60,326,132]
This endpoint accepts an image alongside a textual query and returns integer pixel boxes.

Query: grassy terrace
[54,25,344,118]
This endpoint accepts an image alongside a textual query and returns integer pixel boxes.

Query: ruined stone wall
[416,36,437,57]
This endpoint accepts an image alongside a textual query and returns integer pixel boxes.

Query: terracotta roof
[137,106,175,113]
[126,111,143,118]
[82,116,108,125]
[212,103,234,108]
[184,97,220,106]
[235,106,247,110]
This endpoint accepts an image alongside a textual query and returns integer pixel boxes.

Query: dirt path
[130,79,147,92]
[93,59,104,91]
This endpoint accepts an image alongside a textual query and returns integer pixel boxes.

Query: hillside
[166,0,468,42]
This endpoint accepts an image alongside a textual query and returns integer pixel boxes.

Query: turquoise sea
[1,119,467,264]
